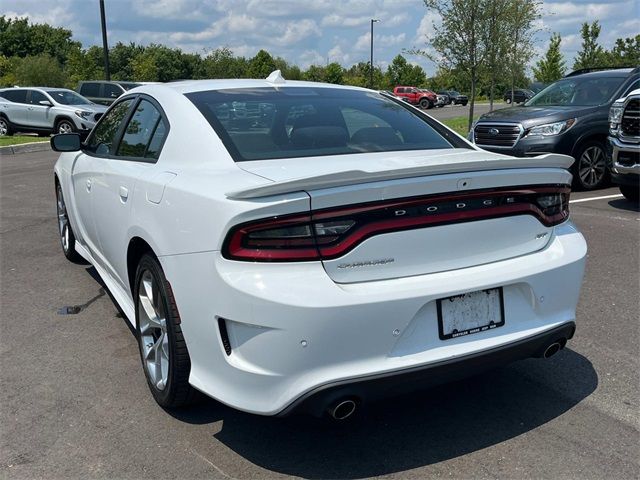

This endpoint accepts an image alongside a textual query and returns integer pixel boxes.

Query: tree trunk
[468,73,476,133]
[489,74,495,111]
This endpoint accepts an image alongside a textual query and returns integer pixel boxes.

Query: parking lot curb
[0,141,51,156]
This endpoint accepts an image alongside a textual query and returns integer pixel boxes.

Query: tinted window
[527,76,627,106]
[145,118,167,159]
[187,87,455,162]
[80,83,100,97]
[117,99,163,158]
[29,91,49,104]
[1,90,28,103]
[48,90,91,105]
[105,83,124,99]
[622,78,640,97]
[85,99,134,155]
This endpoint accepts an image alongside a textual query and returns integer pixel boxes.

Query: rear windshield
[186,87,461,162]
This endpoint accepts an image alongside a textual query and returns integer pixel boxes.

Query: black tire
[620,185,639,203]
[419,98,429,109]
[37,132,50,137]
[56,119,76,135]
[135,254,196,408]
[0,116,13,136]
[461,101,468,106]
[573,140,608,190]
[55,182,83,263]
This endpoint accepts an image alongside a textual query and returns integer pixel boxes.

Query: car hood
[479,105,597,128]
[67,104,108,113]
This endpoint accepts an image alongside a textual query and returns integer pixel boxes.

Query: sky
[3,0,640,75]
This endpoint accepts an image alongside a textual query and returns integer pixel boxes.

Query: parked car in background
[608,88,639,202]
[77,80,141,105]
[0,87,107,137]
[471,67,640,190]
[504,89,535,104]
[438,90,468,106]
[393,86,437,109]
[51,74,586,419]
[435,93,447,107]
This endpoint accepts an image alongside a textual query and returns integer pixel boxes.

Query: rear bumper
[280,321,575,416]
[160,221,587,416]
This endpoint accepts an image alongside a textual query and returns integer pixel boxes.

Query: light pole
[99,0,111,81]
[369,18,379,89]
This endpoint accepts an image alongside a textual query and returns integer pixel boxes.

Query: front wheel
[135,254,196,408]
[0,117,13,136]
[419,98,429,109]
[56,119,75,134]
[505,98,512,104]
[620,185,639,203]
[574,141,608,190]
[56,182,83,263]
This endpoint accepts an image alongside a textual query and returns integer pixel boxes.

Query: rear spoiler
[226,153,574,200]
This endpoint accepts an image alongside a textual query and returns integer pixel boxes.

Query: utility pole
[99,0,111,81]
[369,18,379,89]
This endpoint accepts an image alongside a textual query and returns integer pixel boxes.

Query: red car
[393,86,437,109]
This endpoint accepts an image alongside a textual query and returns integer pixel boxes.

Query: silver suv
[0,87,107,137]
[608,88,640,202]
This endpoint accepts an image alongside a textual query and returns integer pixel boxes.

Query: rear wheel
[419,98,429,109]
[56,182,82,262]
[56,119,75,134]
[135,254,196,408]
[0,117,13,136]
[620,185,639,203]
[574,141,608,190]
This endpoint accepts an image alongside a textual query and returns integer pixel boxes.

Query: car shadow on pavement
[608,198,640,212]
[169,348,597,478]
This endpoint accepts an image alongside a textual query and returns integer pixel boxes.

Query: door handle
[119,186,129,201]
[86,179,92,191]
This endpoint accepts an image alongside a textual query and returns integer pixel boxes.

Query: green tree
[199,47,248,78]
[603,35,640,67]
[131,51,159,81]
[248,50,276,78]
[13,54,66,86]
[324,62,344,84]
[482,0,510,110]
[64,46,104,88]
[503,0,542,105]
[303,64,326,82]
[533,33,566,83]
[573,21,605,70]
[0,16,79,64]
[386,54,426,88]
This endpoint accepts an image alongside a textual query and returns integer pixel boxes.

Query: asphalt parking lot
[425,102,507,121]
[1,149,638,479]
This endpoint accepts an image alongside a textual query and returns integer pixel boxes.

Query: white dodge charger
[52,72,587,420]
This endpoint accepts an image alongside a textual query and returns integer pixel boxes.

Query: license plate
[437,288,505,340]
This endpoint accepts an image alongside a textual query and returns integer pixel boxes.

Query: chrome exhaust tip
[328,399,357,420]
[543,341,562,358]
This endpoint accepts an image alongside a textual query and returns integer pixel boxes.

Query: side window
[104,83,123,99]
[85,99,134,155]
[117,99,164,158]
[145,118,168,159]
[2,90,28,103]
[80,83,100,97]
[341,107,393,138]
[29,91,48,105]
[623,79,640,97]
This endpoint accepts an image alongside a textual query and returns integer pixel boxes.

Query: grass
[441,115,478,137]
[0,135,49,147]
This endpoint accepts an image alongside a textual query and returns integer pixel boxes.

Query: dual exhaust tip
[325,338,566,420]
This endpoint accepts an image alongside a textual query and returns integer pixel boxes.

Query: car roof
[566,68,634,78]
[145,78,371,95]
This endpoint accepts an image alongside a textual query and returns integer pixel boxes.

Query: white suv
[0,87,107,137]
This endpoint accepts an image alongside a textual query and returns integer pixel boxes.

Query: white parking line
[570,194,624,204]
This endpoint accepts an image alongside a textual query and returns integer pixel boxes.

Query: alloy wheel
[138,270,169,391]
[56,185,70,253]
[578,145,606,189]
[58,121,73,134]
[0,118,8,136]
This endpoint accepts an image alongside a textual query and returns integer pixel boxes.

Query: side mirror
[39,100,53,107]
[51,133,81,152]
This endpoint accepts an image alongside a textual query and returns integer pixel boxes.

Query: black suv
[471,68,640,190]
[504,89,534,104]
[438,90,468,106]
[77,81,140,105]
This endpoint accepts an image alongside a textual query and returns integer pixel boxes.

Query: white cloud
[355,32,406,51]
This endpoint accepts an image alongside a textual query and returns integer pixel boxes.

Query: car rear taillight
[223,185,570,262]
